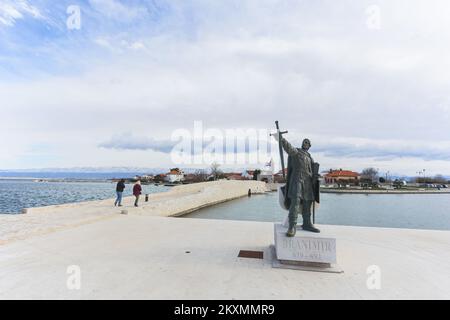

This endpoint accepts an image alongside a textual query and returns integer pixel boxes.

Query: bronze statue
[273,128,320,237]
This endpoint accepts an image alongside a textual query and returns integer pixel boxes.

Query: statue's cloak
[278,154,320,211]
[278,155,293,211]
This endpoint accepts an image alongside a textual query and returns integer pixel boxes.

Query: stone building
[324,169,360,186]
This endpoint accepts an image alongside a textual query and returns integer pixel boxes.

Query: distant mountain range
[0,166,252,174]
[0,167,242,180]
[0,167,166,173]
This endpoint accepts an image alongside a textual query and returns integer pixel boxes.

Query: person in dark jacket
[114,179,126,207]
[133,180,142,207]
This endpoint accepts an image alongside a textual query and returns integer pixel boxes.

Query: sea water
[0,179,168,214]
[184,192,450,231]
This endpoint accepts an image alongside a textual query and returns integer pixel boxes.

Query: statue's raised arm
[281,137,300,157]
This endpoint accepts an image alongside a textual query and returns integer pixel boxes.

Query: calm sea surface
[0,179,168,214]
[184,192,450,231]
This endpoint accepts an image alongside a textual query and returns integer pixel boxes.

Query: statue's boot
[302,213,320,233]
[286,223,297,237]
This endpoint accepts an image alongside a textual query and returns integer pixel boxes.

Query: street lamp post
[416,170,422,184]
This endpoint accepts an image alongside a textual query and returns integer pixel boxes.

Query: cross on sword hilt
[269,131,288,136]
[270,120,288,136]
[271,120,288,135]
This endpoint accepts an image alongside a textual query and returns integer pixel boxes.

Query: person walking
[114,179,126,207]
[133,180,142,207]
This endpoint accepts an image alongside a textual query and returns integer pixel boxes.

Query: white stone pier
[1,216,449,299]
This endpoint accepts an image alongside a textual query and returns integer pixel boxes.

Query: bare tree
[415,174,447,184]
[191,169,208,183]
[210,162,223,181]
[433,175,446,184]
[361,167,379,183]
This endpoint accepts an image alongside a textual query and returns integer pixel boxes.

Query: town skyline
[1,164,449,181]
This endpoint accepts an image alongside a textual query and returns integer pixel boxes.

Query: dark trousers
[288,197,312,227]
[134,195,140,206]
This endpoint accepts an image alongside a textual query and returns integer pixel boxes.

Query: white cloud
[0,0,43,26]
[88,0,148,21]
[129,41,145,50]
[0,2,24,26]
[1,0,450,174]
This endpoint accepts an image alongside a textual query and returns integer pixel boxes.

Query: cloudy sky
[1,0,450,176]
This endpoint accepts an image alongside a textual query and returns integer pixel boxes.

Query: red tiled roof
[325,170,360,178]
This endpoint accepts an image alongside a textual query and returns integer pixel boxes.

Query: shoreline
[320,188,450,194]
[267,183,450,194]
[0,177,113,183]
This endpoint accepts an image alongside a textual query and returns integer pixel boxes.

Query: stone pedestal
[272,224,343,273]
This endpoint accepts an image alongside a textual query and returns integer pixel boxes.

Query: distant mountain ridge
[0,166,250,174]
[0,167,166,173]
